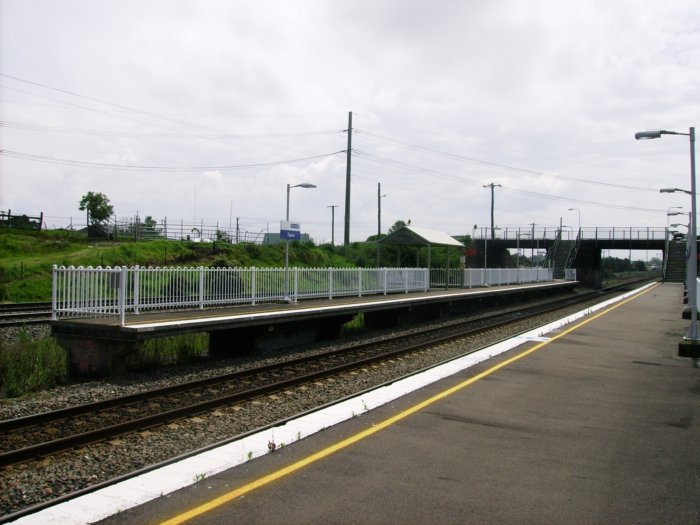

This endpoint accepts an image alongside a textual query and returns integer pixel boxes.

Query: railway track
[0,277,653,468]
[0,302,52,326]
[0,277,656,521]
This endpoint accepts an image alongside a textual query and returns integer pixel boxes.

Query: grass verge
[0,331,67,397]
[125,333,209,370]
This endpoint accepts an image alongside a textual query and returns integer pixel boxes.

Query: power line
[354,128,659,193]
[0,120,340,140]
[0,77,344,158]
[353,150,666,213]
[0,149,344,172]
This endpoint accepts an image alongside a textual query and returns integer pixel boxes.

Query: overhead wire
[352,149,667,213]
[0,149,344,172]
[0,76,345,158]
[354,128,660,193]
[2,78,669,222]
[0,120,340,140]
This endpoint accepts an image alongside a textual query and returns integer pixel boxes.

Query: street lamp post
[568,208,581,235]
[516,232,531,269]
[637,127,698,363]
[285,183,316,302]
[483,183,501,239]
[376,182,387,266]
[667,206,683,231]
[326,205,338,246]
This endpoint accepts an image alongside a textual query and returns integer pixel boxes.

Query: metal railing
[431,268,560,288]
[430,268,560,288]
[52,266,431,326]
[473,226,667,242]
[53,265,574,326]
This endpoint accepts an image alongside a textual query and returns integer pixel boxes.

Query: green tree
[79,191,114,226]
[388,220,407,235]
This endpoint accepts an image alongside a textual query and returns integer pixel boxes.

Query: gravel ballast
[0,292,625,518]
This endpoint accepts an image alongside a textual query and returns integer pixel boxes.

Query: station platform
[52,280,576,377]
[22,282,699,524]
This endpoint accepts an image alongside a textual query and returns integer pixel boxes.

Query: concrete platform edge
[8,283,657,525]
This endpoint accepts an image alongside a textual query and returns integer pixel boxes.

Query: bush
[342,312,365,335]
[0,332,67,397]
[125,333,208,369]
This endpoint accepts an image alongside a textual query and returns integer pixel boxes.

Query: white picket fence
[52,265,574,326]
[52,266,430,326]
[430,267,560,288]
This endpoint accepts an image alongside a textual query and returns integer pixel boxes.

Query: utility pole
[377,182,386,266]
[483,183,501,239]
[344,111,352,245]
[326,205,338,245]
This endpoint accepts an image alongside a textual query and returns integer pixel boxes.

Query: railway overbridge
[472,226,673,287]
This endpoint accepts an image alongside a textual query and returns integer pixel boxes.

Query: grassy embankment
[0,229,363,397]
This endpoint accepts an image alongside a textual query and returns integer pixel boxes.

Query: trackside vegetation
[0,228,655,397]
[0,227,434,397]
[0,330,67,397]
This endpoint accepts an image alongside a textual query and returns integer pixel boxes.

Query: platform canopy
[378,226,464,248]
[377,226,464,278]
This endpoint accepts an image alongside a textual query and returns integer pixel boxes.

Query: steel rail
[0,277,654,467]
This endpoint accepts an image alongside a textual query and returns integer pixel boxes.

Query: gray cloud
[1,0,699,247]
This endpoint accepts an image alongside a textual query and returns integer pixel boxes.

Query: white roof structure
[378,226,464,248]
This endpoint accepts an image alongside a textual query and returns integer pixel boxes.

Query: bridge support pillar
[56,334,140,378]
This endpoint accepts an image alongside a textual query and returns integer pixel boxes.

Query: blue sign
[280,221,301,241]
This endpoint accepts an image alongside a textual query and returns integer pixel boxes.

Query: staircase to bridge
[664,240,687,283]
[474,226,671,286]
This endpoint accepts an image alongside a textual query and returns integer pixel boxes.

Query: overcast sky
[1,0,699,246]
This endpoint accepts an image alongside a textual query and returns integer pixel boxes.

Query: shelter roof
[378,226,464,248]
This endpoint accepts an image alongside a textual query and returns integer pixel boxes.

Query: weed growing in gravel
[125,333,208,369]
[341,312,365,335]
[0,330,67,397]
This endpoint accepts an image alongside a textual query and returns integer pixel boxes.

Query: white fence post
[52,263,566,322]
[119,266,127,326]
[51,265,58,321]
[133,265,140,315]
[251,267,257,305]
[199,267,205,310]
[328,267,333,300]
[294,267,299,303]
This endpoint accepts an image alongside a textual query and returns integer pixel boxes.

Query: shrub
[0,332,67,397]
[125,333,208,369]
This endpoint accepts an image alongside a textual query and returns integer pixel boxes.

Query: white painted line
[124,282,570,329]
[8,282,652,525]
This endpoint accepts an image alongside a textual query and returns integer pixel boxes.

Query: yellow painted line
[158,283,658,525]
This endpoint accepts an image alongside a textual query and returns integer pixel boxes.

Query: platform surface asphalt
[99,282,699,525]
[56,280,572,331]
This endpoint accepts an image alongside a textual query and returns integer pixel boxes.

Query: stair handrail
[662,228,669,281]
[546,236,561,268]
[564,229,582,269]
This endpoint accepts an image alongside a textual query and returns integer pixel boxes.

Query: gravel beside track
[0,291,622,518]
